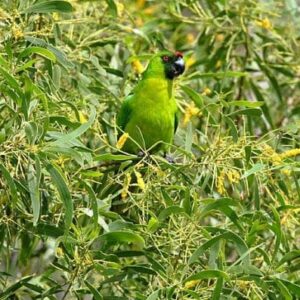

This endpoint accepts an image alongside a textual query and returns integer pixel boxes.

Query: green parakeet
[117,51,185,154]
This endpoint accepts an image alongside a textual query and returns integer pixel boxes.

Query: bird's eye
[162,56,169,62]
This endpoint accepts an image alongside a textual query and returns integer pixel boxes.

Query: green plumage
[117,52,183,154]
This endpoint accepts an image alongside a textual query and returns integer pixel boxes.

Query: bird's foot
[164,153,176,164]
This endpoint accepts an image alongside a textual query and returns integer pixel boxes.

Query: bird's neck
[139,76,174,99]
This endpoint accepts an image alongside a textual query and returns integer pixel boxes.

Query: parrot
[116,51,185,156]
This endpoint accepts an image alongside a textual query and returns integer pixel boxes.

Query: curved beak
[173,57,185,76]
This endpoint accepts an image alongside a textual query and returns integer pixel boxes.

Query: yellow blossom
[183,102,202,126]
[144,5,157,15]
[136,0,146,9]
[135,170,145,191]
[256,18,272,30]
[216,170,226,195]
[11,24,23,40]
[132,59,144,74]
[52,12,59,21]
[201,87,212,96]
[186,33,195,44]
[215,33,225,42]
[281,169,291,176]
[135,16,144,27]
[55,247,64,257]
[116,132,129,150]
[261,144,282,165]
[280,148,300,159]
[79,111,87,124]
[215,60,222,69]
[227,169,240,183]
[185,55,196,69]
[116,2,125,17]
[121,172,132,199]
[184,279,200,289]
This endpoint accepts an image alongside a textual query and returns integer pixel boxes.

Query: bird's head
[144,51,185,80]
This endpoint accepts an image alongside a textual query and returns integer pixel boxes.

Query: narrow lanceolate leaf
[27,156,41,226]
[84,280,103,300]
[99,231,145,248]
[23,0,73,14]
[49,106,96,146]
[184,270,229,284]
[0,66,22,95]
[18,47,56,62]
[0,163,18,206]
[241,163,265,179]
[189,229,250,265]
[46,163,73,232]
[227,100,264,108]
[0,276,33,299]
[181,85,203,108]
[277,250,300,268]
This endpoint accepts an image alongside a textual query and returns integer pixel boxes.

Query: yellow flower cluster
[183,102,202,126]
[201,87,212,96]
[184,279,200,289]
[185,55,196,69]
[216,169,240,195]
[215,33,225,42]
[216,170,226,195]
[186,33,195,44]
[256,18,272,30]
[135,170,146,191]
[11,24,23,40]
[280,148,300,159]
[121,172,132,199]
[227,169,240,183]
[131,59,144,74]
[260,144,282,165]
[116,132,129,150]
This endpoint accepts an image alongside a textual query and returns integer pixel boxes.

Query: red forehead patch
[175,51,183,58]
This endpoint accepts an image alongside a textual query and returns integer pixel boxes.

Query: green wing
[117,95,133,136]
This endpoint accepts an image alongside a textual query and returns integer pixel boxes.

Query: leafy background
[0,0,300,299]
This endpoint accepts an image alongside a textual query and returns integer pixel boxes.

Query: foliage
[0,0,300,299]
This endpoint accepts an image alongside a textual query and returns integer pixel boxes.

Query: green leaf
[105,0,117,17]
[124,264,157,275]
[27,156,41,226]
[228,108,262,117]
[158,206,187,222]
[241,163,265,179]
[0,66,22,95]
[49,106,96,146]
[99,231,145,248]
[189,228,250,265]
[276,279,300,297]
[0,276,33,299]
[277,250,300,268]
[181,85,203,108]
[200,198,243,231]
[184,270,229,283]
[18,46,56,62]
[84,280,103,300]
[146,290,160,300]
[273,279,293,300]
[94,153,136,161]
[188,71,248,80]
[0,163,18,206]
[23,0,73,14]
[227,100,264,108]
[224,116,238,142]
[46,163,73,232]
